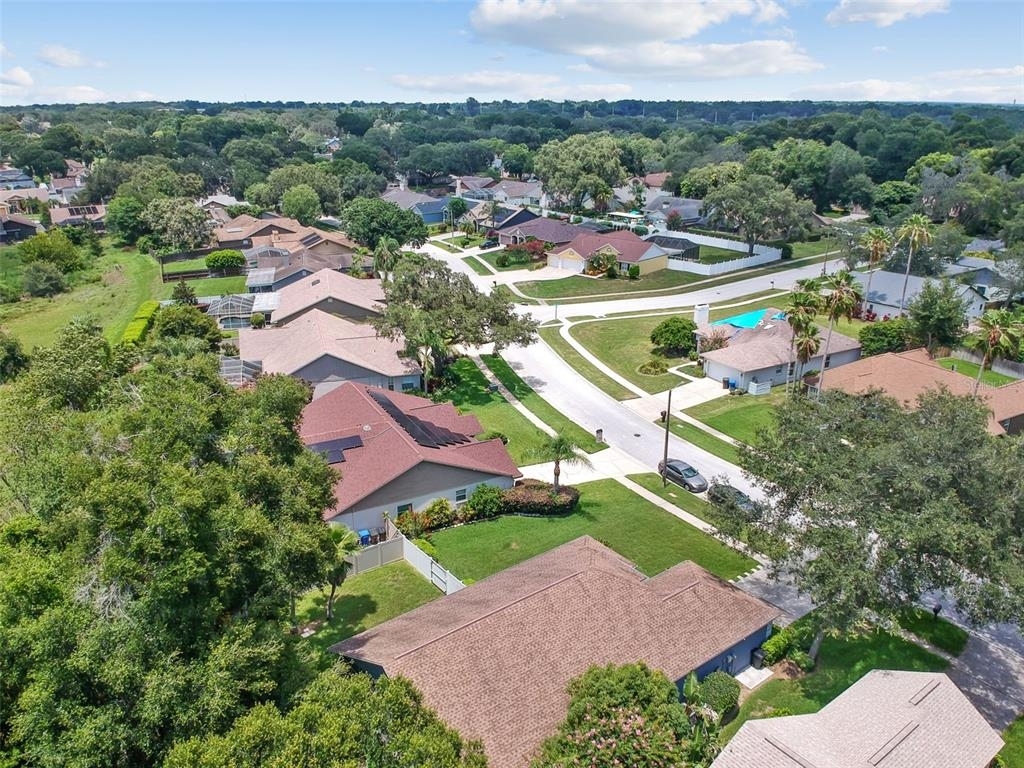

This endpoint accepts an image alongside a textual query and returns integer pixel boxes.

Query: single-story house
[0,166,37,190]
[488,179,545,208]
[713,669,1003,768]
[492,206,540,231]
[450,175,496,197]
[48,175,85,205]
[63,158,88,181]
[50,204,106,230]
[238,309,420,390]
[964,237,1004,254]
[332,536,779,768]
[820,348,1024,436]
[410,196,455,225]
[942,255,1018,304]
[549,229,669,275]
[381,187,436,211]
[698,307,862,390]
[299,383,521,530]
[214,214,305,249]
[497,217,584,248]
[645,194,705,228]
[245,251,363,293]
[199,194,241,225]
[270,268,385,326]
[646,233,702,261]
[853,270,988,320]
[0,187,49,212]
[0,213,43,244]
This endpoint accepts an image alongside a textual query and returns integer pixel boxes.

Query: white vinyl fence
[346,532,465,595]
[665,233,782,276]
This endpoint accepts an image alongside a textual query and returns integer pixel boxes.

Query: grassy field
[462,256,493,276]
[429,478,757,582]
[517,269,702,299]
[684,388,787,445]
[477,250,534,272]
[668,418,741,464]
[721,627,948,741]
[0,245,25,287]
[1001,716,1024,768]
[538,325,638,401]
[790,239,832,259]
[936,357,1017,387]
[0,242,161,349]
[295,561,441,665]
[158,275,246,298]
[162,255,210,274]
[699,244,745,264]
[571,317,689,394]
[480,353,606,453]
[443,357,549,465]
[896,606,970,656]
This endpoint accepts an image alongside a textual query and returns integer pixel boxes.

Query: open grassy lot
[517,269,702,299]
[1001,716,1024,768]
[0,242,161,349]
[462,256,493,276]
[480,353,606,453]
[295,561,441,665]
[443,357,549,465]
[571,317,688,394]
[429,478,757,582]
[699,244,745,264]
[538,325,637,401]
[896,606,969,656]
[936,357,1017,387]
[0,245,25,287]
[683,387,787,445]
[721,626,948,742]
[158,275,246,298]
[162,255,210,274]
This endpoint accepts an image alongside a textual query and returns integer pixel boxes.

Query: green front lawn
[684,388,787,445]
[627,472,719,522]
[1001,716,1024,768]
[476,249,535,272]
[721,627,948,742]
[790,240,832,259]
[571,317,689,394]
[897,606,969,656]
[443,357,549,465]
[538,325,638,401]
[158,275,246,298]
[430,478,757,582]
[936,357,1017,387]
[516,269,701,299]
[0,241,161,350]
[462,256,493,276]
[667,419,741,464]
[295,561,441,666]
[480,354,606,453]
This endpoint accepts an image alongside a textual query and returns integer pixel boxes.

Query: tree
[141,197,212,252]
[704,174,814,255]
[205,249,246,271]
[793,325,821,385]
[872,180,919,222]
[105,195,149,244]
[335,109,375,137]
[501,143,533,178]
[895,214,933,314]
[906,280,968,353]
[739,389,1024,630]
[534,133,626,209]
[342,197,428,249]
[280,183,322,225]
[965,309,1022,395]
[0,328,28,383]
[152,304,223,351]
[17,229,84,273]
[21,261,68,297]
[372,236,402,282]
[446,196,469,232]
[649,316,698,357]
[815,270,863,395]
[859,226,893,311]
[532,434,592,493]
[858,318,911,356]
[171,279,198,305]
[784,283,823,392]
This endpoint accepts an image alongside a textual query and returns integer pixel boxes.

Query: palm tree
[407,319,449,394]
[816,270,863,396]
[485,199,502,230]
[859,226,892,316]
[896,214,933,316]
[373,236,401,282]
[966,309,1022,396]
[533,434,592,492]
[446,197,469,233]
[793,325,821,393]
[325,526,360,620]
[784,290,823,393]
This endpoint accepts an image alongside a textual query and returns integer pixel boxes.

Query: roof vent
[363,424,372,431]
[311,279,321,286]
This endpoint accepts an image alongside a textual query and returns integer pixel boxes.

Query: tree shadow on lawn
[297,591,379,662]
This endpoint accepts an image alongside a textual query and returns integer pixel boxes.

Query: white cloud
[582,39,821,79]
[872,45,888,52]
[934,65,1024,79]
[0,82,110,105]
[567,62,592,72]
[37,44,105,68]
[0,65,33,87]
[793,77,1022,104]
[389,69,631,100]
[0,42,13,58]
[825,0,948,27]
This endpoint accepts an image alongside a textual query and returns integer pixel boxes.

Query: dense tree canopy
[704,174,814,254]
[342,197,428,249]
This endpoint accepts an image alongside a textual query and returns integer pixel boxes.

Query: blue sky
[1,0,1022,106]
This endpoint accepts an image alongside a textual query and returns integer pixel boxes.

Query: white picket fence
[665,232,782,276]
[346,532,465,595]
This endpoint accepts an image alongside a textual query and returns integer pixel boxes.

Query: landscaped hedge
[120,300,161,345]
[761,616,821,665]
[205,249,246,271]
[501,479,580,517]
[699,670,741,718]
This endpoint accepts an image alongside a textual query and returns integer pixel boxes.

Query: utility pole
[661,387,672,487]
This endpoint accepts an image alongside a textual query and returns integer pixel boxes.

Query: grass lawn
[476,250,535,272]
[0,242,161,350]
[830,316,868,340]
[790,240,831,259]
[936,357,1017,387]
[480,353,606,453]
[721,627,948,742]
[158,275,246,298]
[627,472,719,522]
[1001,716,1024,768]
[430,479,757,582]
[538,325,638,401]
[516,269,701,300]
[896,607,969,656]
[0,245,25,286]
[444,357,549,465]
[430,239,460,253]
[684,388,787,445]
[462,256,493,276]
[668,418,741,464]
[699,244,745,264]
[571,317,688,394]
[162,255,210,274]
[295,561,441,665]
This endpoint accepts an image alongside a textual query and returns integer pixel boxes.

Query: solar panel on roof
[66,205,98,216]
[367,390,470,449]
[307,435,363,463]
[300,232,322,247]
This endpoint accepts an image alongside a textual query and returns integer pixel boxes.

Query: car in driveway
[480,238,499,249]
[707,483,755,513]
[657,459,708,493]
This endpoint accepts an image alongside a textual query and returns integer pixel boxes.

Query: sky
[0,0,1022,106]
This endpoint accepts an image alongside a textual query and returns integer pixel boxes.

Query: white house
[854,270,988,320]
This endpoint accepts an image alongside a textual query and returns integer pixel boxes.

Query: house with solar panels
[50,204,106,230]
[697,307,861,392]
[299,382,521,532]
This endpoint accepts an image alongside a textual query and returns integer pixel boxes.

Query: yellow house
[548,230,669,275]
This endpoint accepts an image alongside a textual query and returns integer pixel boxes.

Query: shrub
[760,627,792,665]
[698,671,740,718]
[495,252,510,268]
[136,234,158,254]
[250,312,266,329]
[650,316,698,356]
[395,509,430,538]
[859,318,911,356]
[631,225,648,236]
[638,358,668,375]
[788,649,815,672]
[22,261,67,297]
[605,264,618,279]
[120,300,160,345]
[205,249,246,271]
[480,430,509,444]
[423,497,456,529]
[627,264,640,280]
[502,479,580,517]
[413,537,438,560]
[766,707,794,718]
[468,484,504,519]
[171,279,198,305]
[769,240,793,259]
[0,282,19,304]
[0,329,28,383]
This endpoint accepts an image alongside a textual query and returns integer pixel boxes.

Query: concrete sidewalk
[468,354,555,437]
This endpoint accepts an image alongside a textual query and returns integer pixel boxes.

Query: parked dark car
[480,238,499,249]
[707,483,755,513]
[657,459,708,493]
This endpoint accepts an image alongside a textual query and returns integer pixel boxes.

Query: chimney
[694,304,710,326]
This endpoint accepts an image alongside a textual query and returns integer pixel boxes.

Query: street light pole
[661,387,672,487]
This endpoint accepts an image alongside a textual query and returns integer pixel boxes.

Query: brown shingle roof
[300,383,520,517]
[333,537,779,767]
[554,229,665,263]
[713,670,1003,768]
[822,349,1024,435]
[500,217,584,245]
[272,268,385,325]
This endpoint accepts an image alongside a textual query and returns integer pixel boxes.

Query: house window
[788,362,795,375]
[775,366,783,374]
[401,382,415,391]
[455,488,467,504]
[397,503,412,515]
[824,355,832,369]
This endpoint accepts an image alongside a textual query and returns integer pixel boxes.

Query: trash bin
[660,410,667,423]
[595,428,604,443]
[722,377,730,390]
[751,647,765,670]
[358,529,371,546]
